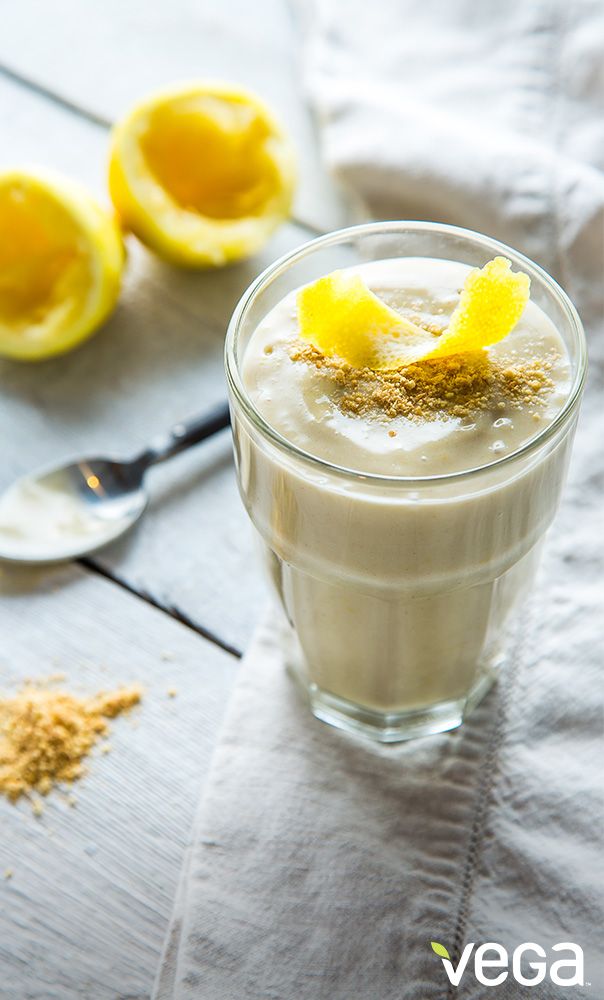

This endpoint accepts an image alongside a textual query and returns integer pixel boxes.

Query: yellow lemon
[0,169,125,361]
[298,257,530,370]
[108,81,296,268]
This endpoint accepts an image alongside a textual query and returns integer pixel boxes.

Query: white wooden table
[0,5,347,996]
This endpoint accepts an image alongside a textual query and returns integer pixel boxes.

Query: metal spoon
[0,401,230,564]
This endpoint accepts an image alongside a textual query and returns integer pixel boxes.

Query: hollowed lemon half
[0,169,125,361]
[108,82,296,267]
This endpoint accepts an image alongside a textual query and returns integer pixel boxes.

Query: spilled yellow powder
[0,682,141,804]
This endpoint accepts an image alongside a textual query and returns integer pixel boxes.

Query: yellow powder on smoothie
[291,343,555,421]
[0,682,141,804]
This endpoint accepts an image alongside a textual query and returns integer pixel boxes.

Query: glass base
[289,663,498,743]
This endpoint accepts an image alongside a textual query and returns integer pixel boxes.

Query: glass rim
[225,220,587,486]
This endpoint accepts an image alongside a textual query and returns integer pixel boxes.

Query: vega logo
[430,940,585,988]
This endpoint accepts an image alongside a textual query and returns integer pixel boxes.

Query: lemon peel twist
[296,270,429,369]
[297,256,531,371]
[424,256,531,360]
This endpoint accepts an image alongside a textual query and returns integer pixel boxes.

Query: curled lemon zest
[424,256,530,360]
[297,257,530,371]
[297,270,429,370]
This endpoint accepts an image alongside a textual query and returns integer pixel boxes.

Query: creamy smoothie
[228,243,582,740]
[243,259,570,475]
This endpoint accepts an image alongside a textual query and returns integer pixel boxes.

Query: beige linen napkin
[155,0,603,996]
[154,538,602,999]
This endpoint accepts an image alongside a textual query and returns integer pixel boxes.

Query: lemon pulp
[0,182,90,334]
[140,95,280,220]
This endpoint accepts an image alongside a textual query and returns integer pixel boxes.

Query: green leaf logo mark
[431,941,450,960]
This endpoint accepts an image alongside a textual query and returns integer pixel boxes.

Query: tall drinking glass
[225,223,586,742]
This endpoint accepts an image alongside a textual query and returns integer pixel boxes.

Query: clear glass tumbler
[225,222,587,742]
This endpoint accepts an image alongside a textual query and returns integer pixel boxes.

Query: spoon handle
[139,401,231,467]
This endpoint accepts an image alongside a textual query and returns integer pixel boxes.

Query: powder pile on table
[0,681,142,806]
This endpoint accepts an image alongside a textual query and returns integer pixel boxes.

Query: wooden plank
[0,9,344,996]
[0,561,238,999]
[90,432,268,654]
[0,73,309,648]
[0,0,347,233]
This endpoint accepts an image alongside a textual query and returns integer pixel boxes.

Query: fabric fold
[153,614,520,999]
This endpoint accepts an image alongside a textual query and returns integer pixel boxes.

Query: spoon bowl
[0,459,148,564]
[0,402,230,564]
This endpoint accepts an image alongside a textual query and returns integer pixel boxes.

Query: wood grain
[0,5,347,994]
[0,563,238,1000]
[0,0,347,234]
[0,72,314,648]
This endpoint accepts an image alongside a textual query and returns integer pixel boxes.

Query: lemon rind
[0,168,124,361]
